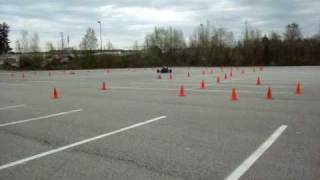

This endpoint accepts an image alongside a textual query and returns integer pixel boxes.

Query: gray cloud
[1,0,319,50]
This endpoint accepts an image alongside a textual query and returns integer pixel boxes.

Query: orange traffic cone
[179,86,186,97]
[169,73,173,80]
[216,76,221,84]
[230,88,238,101]
[256,77,262,85]
[200,80,207,89]
[295,81,302,95]
[52,88,60,99]
[101,81,107,91]
[266,87,273,100]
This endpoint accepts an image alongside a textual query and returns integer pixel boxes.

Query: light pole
[97,21,102,51]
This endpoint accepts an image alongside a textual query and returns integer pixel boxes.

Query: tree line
[142,21,320,66]
[1,21,320,70]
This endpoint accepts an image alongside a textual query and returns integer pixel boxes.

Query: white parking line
[0,115,166,171]
[110,86,192,91]
[0,82,25,86]
[189,89,290,95]
[29,80,56,83]
[132,82,292,89]
[0,109,82,127]
[0,104,26,111]
[109,86,290,95]
[225,125,288,180]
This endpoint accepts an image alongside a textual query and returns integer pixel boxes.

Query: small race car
[157,66,172,73]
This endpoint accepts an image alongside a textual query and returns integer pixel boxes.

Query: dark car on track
[157,66,172,73]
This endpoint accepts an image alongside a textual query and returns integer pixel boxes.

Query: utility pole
[97,21,102,51]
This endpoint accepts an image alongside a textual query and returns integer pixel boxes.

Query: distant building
[0,53,21,67]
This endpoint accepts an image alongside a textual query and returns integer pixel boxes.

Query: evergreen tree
[0,22,11,55]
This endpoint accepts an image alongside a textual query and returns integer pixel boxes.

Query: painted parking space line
[224,125,288,180]
[0,109,82,127]
[188,88,290,95]
[109,86,291,95]
[132,82,293,89]
[0,82,25,86]
[0,104,26,111]
[0,115,166,171]
[110,86,192,91]
[28,80,56,83]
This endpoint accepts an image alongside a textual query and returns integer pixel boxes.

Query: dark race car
[157,66,172,73]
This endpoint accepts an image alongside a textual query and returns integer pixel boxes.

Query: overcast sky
[1,0,320,50]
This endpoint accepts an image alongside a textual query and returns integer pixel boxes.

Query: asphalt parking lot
[0,66,319,180]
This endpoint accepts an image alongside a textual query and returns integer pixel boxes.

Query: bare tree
[21,30,29,53]
[190,21,219,49]
[284,23,302,41]
[242,21,262,43]
[132,40,139,50]
[15,40,22,53]
[79,27,98,50]
[243,21,250,43]
[30,32,40,52]
[224,30,235,47]
[313,24,320,39]
[145,26,185,51]
[45,42,55,52]
[106,40,113,50]
[198,22,210,48]
[270,31,282,41]
[60,32,64,50]
[67,35,70,48]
